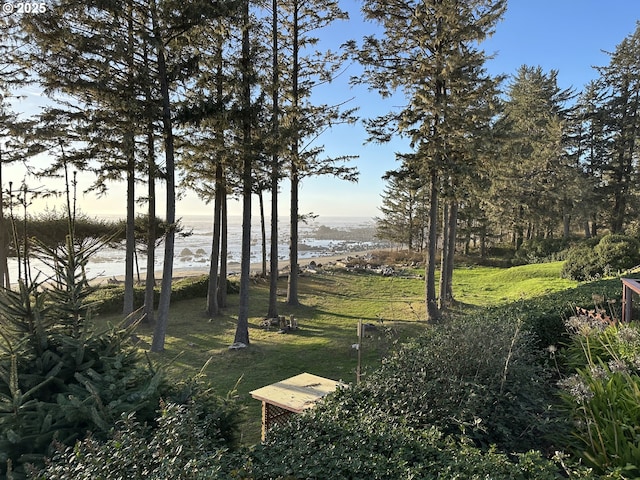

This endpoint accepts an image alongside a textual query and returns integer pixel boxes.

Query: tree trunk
[287,1,300,307]
[425,170,439,322]
[209,39,225,316]
[218,191,228,308]
[150,0,177,352]
[0,154,9,289]
[123,0,136,316]
[259,190,267,277]
[143,114,156,325]
[444,201,458,305]
[438,202,449,310]
[267,0,279,319]
[233,0,252,346]
[207,162,223,316]
[287,167,299,306]
[123,149,136,316]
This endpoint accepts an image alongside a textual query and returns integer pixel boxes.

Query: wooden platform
[250,372,346,440]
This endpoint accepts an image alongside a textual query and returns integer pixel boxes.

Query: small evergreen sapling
[0,218,164,478]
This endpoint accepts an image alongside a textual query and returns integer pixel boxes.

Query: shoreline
[90,249,382,286]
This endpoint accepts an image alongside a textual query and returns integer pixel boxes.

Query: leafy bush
[359,313,563,453]
[558,320,640,475]
[516,237,570,263]
[30,375,245,480]
[594,234,640,273]
[562,235,640,281]
[88,276,239,314]
[252,410,567,479]
[562,246,602,281]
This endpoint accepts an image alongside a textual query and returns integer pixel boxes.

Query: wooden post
[356,319,362,384]
[261,401,268,441]
[623,283,632,324]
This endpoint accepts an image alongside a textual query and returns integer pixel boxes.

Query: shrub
[251,410,566,479]
[562,246,602,281]
[30,375,245,480]
[594,234,640,273]
[562,235,640,281]
[356,312,564,453]
[516,237,570,263]
[88,276,239,314]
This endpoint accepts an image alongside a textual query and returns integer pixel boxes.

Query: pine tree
[375,167,428,250]
[591,25,640,233]
[490,66,575,245]
[353,0,506,321]
[277,0,358,306]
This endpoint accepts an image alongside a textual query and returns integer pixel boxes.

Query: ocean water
[7,215,384,283]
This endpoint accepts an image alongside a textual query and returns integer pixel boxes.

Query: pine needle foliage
[0,233,164,478]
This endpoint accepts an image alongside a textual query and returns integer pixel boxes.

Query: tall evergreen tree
[352,0,506,321]
[276,0,358,306]
[233,0,254,346]
[375,167,428,250]
[592,25,640,233]
[490,66,574,245]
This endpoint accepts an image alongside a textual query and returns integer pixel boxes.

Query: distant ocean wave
[7,215,387,282]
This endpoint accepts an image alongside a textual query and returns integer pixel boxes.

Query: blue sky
[7,0,640,220]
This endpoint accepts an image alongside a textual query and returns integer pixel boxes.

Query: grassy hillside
[93,260,584,444]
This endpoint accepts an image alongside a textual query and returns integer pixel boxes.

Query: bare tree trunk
[123,152,136,315]
[218,191,228,308]
[259,190,267,277]
[444,200,458,306]
[208,38,225,316]
[425,170,439,322]
[143,114,156,325]
[151,0,177,352]
[0,154,9,289]
[233,0,252,346]
[267,0,279,319]
[142,40,156,325]
[287,167,299,306]
[123,0,136,316]
[287,0,300,307]
[207,163,223,316]
[438,201,449,310]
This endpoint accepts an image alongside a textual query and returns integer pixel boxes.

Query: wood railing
[621,278,640,323]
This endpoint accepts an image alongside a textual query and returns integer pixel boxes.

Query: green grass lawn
[96,261,577,445]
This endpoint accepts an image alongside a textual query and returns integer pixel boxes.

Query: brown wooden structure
[249,372,346,441]
[621,278,640,323]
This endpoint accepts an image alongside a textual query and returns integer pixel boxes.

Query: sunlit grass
[95,261,578,444]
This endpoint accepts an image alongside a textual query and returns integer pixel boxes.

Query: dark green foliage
[252,410,564,479]
[364,313,561,453]
[594,234,640,272]
[562,246,603,282]
[8,212,122,253]
[249,313,575,478]
[562,235,640,281]
[0,236,165,478]
[516,237,571,263]
[32,375,245,480]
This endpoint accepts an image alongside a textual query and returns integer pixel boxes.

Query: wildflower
[558,374,594,404]
[618,325,639,344]
[608,358,628,374]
